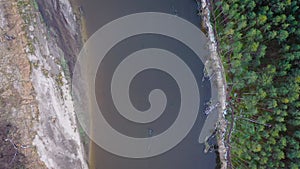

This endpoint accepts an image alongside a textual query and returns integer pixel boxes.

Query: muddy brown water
[76,0,217,168]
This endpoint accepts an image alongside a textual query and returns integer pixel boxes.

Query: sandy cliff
[0,0,88,168]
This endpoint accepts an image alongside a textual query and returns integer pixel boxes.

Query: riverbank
[0,0,88,168]
[198,0,228,168]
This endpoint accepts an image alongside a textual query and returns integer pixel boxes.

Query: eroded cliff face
[0,0,88,168]
[0,2,46,168]
[35,0,82,73]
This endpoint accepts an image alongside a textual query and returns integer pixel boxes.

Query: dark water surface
[76,0,217,168]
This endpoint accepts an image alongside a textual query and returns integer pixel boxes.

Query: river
[75,0,217,168]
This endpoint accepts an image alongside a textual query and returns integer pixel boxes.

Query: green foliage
[212,0,300,167]
[31,0,39,10]
[60,56,71,81]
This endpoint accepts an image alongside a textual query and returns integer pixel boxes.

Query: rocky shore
[199,0,228,168]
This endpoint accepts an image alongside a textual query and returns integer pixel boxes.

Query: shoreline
[199,0,228,168]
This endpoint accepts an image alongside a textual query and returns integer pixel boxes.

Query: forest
[210,0,300,168]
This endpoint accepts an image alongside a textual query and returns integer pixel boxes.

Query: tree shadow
[0,121,26,169]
